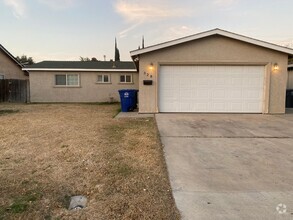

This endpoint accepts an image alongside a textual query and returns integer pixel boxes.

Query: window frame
[0,74,4,80]
[97,74,111,84]
[55,74,80,87]
[119,74,133,83]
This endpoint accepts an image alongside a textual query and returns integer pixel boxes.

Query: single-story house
[23,61,138,103]
[288,64,293,89]
[130,29,293,114]
[0,44,29,79]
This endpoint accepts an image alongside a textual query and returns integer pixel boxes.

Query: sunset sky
[1,0,293,62]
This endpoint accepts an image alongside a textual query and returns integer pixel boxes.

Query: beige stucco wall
[288,70,293,89]
[0,50,28,79]
[30,71,138,102]
[138,35,288,114]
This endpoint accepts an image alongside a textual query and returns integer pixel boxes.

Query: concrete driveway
[156,113,293,220]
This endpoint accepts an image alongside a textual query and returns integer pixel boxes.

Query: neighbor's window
[120,74,132,83]
[0,74,4,79]
[97,74,110,83]
[55,74,79,86]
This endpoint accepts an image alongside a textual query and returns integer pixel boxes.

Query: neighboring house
[0,44,29,80]
[23,61,138,103]
[288,64,293,89]
[130,28,293,114]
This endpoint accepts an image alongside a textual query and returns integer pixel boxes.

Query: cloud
[38,0,76,10]
[114,0,191,37]
[115,0,188,23]
[149,25,201,45]
[3,0,27,18]
[167,26,198,39]
[119,23,142,38]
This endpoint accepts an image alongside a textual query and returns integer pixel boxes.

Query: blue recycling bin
[119,89,138,112]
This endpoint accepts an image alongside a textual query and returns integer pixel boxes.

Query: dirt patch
[0,104,180,219]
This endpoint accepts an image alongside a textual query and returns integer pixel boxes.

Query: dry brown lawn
[0,103,180,220]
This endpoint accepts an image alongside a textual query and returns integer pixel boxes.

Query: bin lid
[118,89,138,92]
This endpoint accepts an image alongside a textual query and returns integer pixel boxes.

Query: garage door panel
[231,78,243,86]
[228,89,242,99]
[197,78,210,85]
[212,89,226,99]
[180,88,193,99]
[196,89,210,99]
[247,102,262,111]
[230,103,244,112]
[243,89,262,99]
[159,65,264,113]
[213,102,226,111]
[194,103,209,112]
[214,78,227,86]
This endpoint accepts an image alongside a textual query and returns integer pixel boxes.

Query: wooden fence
[0,79,29,103]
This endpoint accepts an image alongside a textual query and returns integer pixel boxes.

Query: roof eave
[22,68,137,72]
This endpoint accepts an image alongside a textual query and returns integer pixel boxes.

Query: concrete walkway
[156,113,293,220]
[115,111,154,118]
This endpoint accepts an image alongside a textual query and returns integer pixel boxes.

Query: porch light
[149,63,154,70]
[273,63,279,71]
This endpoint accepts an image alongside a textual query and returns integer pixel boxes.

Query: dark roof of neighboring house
[0,44,29,75]
[23,61,136,72]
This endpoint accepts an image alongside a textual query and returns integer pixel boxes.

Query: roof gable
[0,44,28,74]
[130,29,293,57]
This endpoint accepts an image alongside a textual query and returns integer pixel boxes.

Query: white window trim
[54,74,80,87]
[119,74,133,83]
[0,74,4,79]
[96,74,111,84]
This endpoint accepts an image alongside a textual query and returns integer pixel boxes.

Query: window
[97,74,110,83]
[120,74,132,83]
[55,74,79,86]
[55,75,66,85]
[0,74,4,80]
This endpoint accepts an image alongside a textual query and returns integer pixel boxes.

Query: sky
[0,0,293,62]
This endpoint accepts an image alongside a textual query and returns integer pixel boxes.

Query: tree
[80,56,91,62]
[142,35,145,49]
[16,55,34,65]
[115,38,120,62]
[80,57,99,62]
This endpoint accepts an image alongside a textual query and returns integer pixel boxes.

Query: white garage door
[159,65,264,113]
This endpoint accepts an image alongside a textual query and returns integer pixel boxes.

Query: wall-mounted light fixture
[149,62,154,70]
[273,63,279,71]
